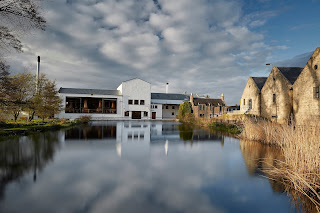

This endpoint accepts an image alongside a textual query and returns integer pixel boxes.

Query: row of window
[124,111,148,116]
[128,99,145,105]
[164,105,175,109]
[151,105,158,109]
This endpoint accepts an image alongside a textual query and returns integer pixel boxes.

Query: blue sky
[7,0,320,104]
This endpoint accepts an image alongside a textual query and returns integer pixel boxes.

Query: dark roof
[59,88,121,96]
[277,67,303,84]
[193,98,225,106]
[151,93,189,100]
[251,77,267,90]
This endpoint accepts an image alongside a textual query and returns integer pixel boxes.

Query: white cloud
[6,0,286,104]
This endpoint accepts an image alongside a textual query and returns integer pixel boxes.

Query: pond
[0,121,299,213]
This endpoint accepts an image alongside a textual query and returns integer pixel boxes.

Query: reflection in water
[240,139,285,193]
[0,132,60,199]
[0,122,303,213]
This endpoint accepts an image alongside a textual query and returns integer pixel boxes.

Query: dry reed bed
[241,118,320,211]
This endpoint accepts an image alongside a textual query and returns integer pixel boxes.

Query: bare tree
[0,0,46,53]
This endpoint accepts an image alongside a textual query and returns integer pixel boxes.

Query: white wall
[119,79,151,119]
[150,104,162,119]
[162,104,179,119]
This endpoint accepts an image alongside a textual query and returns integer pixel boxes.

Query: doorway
[152,112,156,119]
[132,111,141,119]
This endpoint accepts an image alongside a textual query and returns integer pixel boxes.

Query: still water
[0,121,298,213]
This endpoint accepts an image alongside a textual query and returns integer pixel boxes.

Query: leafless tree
[0,0,46,54]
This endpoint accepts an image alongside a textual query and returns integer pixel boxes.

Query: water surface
[0,121,297,213]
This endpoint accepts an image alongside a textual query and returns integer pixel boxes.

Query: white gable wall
[119,79,151,119]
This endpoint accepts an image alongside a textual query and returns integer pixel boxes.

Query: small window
[273,94,276,103]
[140,100,145,105]
[155,105,157,109]
[172,106,175,109]
[314,86,319,98]
[243,99,245,105]
[144,111,148,117]
[128,100,133,105]
[315,65,318,70]
[172,112,174,115]
[125,111,129,116]
[166,106,168,109]
[134,100,139,105]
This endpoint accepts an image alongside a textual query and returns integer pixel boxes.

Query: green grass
[0,119,85,137]
[210,122,242,135]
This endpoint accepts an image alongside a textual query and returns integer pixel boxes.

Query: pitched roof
[251,77,267,90]
[277,67,303,84]
[193,98,225,106]
[59,88,121,96]
[151,93,189,100]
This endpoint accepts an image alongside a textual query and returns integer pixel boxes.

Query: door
[152,112,156,119]
[132,111,141,119]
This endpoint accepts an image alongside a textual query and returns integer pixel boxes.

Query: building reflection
[240,139,285,193]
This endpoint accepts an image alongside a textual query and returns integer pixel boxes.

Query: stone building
[292,47,320,124]
[190,93,226,118]
[240,77,267,116]
[261,66,303,124]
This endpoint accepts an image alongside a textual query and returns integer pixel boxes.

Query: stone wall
[240,77,261,115]
[293,48,320,124]
[261,67,292,124]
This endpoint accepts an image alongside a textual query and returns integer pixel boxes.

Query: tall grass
[241,118,320,211]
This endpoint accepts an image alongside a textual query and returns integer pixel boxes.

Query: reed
[241,117,320,211]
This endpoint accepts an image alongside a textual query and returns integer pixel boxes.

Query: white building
[58,78,189,120]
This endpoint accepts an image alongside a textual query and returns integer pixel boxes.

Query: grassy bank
[241,118,320,211]
[179,115,242,135]
[0,117,90,137]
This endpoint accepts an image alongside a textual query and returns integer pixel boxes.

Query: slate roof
[59,88,121,96]
[151,93,189,100]
[277,67,303,84]
[193,98,225,106]
[251,77,267,91]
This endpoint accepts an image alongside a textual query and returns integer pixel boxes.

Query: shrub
[77,115,91,123]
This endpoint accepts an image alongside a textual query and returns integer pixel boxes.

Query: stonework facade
[240,77,266,116]
[240,47,320,124]
[190,93,226,118]
[293,47,320,124]
[261,67,294,124]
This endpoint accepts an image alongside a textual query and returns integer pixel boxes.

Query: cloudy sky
[7,0,320,104]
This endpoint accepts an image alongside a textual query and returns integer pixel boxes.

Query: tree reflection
[0,132,60,199]
[178,123,194,142]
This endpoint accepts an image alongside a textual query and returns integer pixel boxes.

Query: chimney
[221,93,224,101]
[36,56,40,92]
[166,83,169,93]
[37,56,40,79]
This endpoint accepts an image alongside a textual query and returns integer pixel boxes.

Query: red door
[152,112,156,119]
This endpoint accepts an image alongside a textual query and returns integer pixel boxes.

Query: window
[140,100,145,105]
[172,106,175,109]
[243,99,245,105]
[314,86,320,98]
[125,111,129,116]
[128,100,133,105]
[172,112,174,115]
[166,106,169,109]
[134,100,139,105]
[249,99,252,110]
[315,65,318,70]
[155,105,157,109]
[273,94,276,103]
[144,111,148,117]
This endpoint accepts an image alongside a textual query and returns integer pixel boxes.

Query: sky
[6,0,320,105]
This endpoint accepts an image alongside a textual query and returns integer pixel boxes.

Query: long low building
[58,78,191,120]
